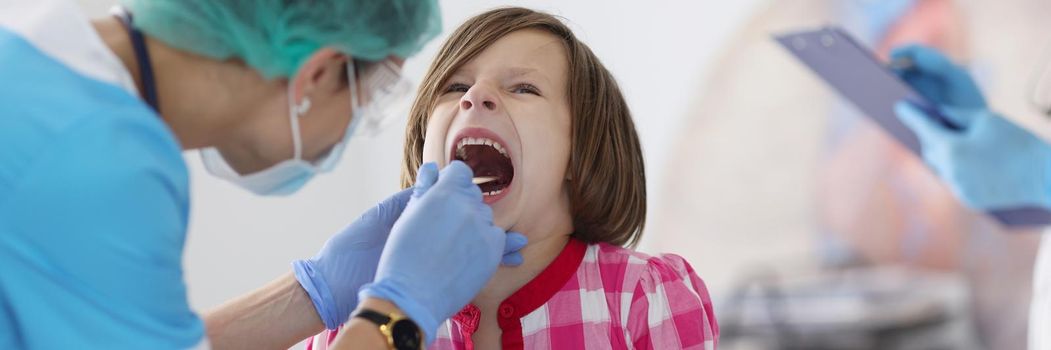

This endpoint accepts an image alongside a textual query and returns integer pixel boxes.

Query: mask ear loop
[288,83,311,161]
[349,60,361,114]
[305,59,362,171]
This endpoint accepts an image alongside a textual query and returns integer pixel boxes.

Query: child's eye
[444,83,470,94]
[511,84,541,96]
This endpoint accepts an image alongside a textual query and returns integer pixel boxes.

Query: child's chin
[490,204,515,230]
[494,217,514,231]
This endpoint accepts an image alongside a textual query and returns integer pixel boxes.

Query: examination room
[4,0,1051,349]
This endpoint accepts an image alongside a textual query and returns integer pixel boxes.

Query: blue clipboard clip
[774,25,1051,228]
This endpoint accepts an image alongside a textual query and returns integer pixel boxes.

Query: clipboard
[774,26,1051,228]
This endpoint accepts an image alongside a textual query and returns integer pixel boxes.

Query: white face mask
[199,59,405,196]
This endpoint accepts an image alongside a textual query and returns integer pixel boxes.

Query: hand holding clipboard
[775,26,1051,228]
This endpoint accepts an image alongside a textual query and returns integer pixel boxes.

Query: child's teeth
[456,136,509,158]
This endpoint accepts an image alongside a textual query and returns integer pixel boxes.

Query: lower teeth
[484,189,505,196]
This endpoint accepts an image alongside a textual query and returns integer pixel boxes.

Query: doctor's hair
[400,7,647,248]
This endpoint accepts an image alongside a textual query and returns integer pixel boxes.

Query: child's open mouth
[452,130,515,202]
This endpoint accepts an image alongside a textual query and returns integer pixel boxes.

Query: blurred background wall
[646,1,1051,348]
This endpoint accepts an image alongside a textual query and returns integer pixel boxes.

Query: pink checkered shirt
[306,239,718,350]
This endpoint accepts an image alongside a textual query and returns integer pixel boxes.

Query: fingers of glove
[438,161,477,189]
[503,232,528,255]
[427,161,483,203]
[502,252,524,266]
[500,232,528,266]
[413,162,439,197]
[896,102,970,184]
[895,101,960,143]
[376,188,414,221]
[939,106,989,131]
[890,44,958,78]
[891,45,987,109]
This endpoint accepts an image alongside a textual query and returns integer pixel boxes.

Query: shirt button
[499,303,515,318]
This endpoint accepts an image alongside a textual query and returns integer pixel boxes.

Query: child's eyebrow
[447,66,553,86]
[503,67,551,85]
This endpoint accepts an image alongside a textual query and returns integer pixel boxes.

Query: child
[309,7,718,350]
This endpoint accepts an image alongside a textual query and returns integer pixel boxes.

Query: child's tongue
[456,145,513,193]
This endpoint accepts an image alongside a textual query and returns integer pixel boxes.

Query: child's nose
[460,85,499,112]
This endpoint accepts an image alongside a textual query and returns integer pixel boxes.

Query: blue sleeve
[0,113,205,349]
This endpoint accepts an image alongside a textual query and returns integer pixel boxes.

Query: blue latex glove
[359,161,528,344]
[891,45,1051,210]
[292,189,412,330]
[890,44,988,110]
[293,172,526,331]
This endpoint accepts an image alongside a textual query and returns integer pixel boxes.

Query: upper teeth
[457,137,508,157]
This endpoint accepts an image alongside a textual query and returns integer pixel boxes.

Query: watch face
[391,319,422,349]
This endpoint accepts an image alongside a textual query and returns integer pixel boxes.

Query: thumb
[939,106,983,130]
[895,101,958,143]
[413,162,439,198]
[437,161,476,189]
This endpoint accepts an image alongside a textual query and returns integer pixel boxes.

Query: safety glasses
[348,58,413,135]
[309,58,412,171]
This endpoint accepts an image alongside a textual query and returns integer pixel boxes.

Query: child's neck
[474,232,571,307]
[468,232,572,348]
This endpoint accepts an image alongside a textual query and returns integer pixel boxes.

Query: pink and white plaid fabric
[306,239,718,350]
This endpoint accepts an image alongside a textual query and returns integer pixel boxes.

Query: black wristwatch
[352,309,423,350]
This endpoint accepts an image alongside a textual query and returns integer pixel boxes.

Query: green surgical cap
[121,0,441,79]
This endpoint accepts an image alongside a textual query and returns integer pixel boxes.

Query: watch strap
[353,309,392,327]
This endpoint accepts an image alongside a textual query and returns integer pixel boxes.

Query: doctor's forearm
[329,298,404,350]
[203,272,325,350]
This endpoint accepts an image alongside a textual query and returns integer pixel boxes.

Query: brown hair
[400,7,646,247]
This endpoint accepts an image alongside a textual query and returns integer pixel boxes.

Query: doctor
[889,45,1051,349]
[0,0,526,349]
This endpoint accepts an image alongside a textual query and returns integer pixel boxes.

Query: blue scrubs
[0,16,204,350]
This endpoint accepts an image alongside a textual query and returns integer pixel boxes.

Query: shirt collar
[450,237,588,349]
[498,237,587,322]
[0,0,139,96]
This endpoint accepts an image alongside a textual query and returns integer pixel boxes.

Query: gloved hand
[293,167,527,331]
[292,188,412,330]
[891,45,1051,210]
[890,44,987,110]
[359,161,528,344]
